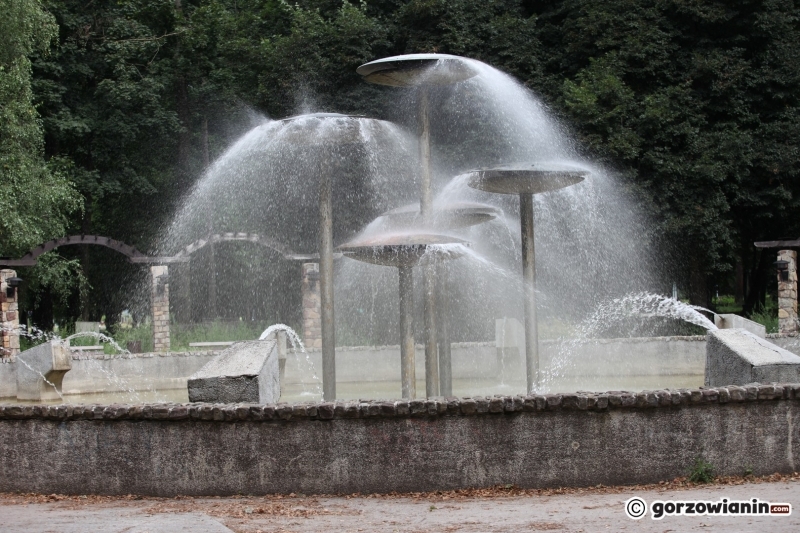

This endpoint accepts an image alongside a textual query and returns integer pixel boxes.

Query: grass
[18,319,297,355]
[712,294,779,334]
[171,320,269,352]
[688,457,715,483]
[749,302,779,334]
[109,319,274,353]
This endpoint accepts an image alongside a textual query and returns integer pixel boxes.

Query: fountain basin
[465,162,589,195]
[357,53,478,87]
[338,233,469,267]
[382,201,501,229]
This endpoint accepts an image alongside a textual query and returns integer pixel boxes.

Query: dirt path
[2,473,798,532]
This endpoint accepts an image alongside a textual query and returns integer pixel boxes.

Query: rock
[187,339,280,404]
[705,329,800,387]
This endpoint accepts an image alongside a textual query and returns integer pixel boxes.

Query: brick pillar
[1,269,20,358]
[302,263,322,349]
[151,265,170,352]
[777,249,798,334]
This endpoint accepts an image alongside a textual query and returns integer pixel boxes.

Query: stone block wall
[150,265,170,352]
[777,250,798,334]
[1,270,20,358]
[0,384,798,495]
[302,263,322,349]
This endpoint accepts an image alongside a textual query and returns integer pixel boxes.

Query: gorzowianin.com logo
[624,497,792,520]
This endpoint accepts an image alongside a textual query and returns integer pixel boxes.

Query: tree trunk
[743,250,769,315]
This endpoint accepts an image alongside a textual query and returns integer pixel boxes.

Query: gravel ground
[1,473,798,532]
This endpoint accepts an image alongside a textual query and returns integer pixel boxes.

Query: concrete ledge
[2,384,798,422]
[188,340,279,404]
[15,341,71,401]
[706,329,800,386]
[0,384,797,495]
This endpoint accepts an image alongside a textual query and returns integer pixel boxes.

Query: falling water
[259,323,322,397]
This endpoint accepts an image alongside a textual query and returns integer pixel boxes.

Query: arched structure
[0,235,175,267]
[0,232,325,267]
[174,233,292,260]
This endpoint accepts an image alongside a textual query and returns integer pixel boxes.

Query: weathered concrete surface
[1,336,707,401]
[715,313,767,338]
[4,480,799,533]
[15,341,71,401]
[289,336,706,386]
[63,352,217,395]
[188,339,279,403]
[0,505,234,533]
[0,386,798,496]
[706,329,800,386]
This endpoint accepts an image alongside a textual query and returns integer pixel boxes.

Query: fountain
[2,53,799,499]
[339,232,468,398]
[357,54,480,398]
[464,162,589,392]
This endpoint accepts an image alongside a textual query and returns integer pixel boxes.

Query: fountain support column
[465,163,588,394]
[419,87,439,397]
[338,233,468,401]
[398,265,416,398]
[777,249,798,334]
[319,152,336,400]
[519,194,539,392]
[302,263,323,349]
[1,269,20,358]
[151,265,170,353]
[437,263,452,396]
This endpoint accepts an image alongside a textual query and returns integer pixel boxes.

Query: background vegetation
[3,0,798,329]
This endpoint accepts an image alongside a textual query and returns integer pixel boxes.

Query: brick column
[302,263,322,349]
[777,249,797,334]
[151,265,170,352]
[1,269,20,358]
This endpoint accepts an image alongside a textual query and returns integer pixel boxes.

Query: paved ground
[2,474,798,532]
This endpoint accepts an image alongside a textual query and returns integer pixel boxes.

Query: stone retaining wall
[1,383,798,496]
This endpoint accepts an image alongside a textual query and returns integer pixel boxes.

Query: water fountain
[357,54,480,398]
[2,53,799,500]
[3,54,752,403]
[339,232,468,398]
[464,162,589,392]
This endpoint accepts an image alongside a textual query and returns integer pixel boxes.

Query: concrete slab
[0,505,233,533]
[715,313,767,338]
[187,339,279,403]
[15,340,71,401]
[1,476,798,532]
[706,328,800,386]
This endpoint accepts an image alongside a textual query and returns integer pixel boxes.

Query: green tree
[0,0,81,257]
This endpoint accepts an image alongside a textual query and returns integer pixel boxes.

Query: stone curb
[2,383,799,422]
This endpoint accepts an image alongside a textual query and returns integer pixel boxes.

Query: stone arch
[174,233,295,260]
[0,235,152,267]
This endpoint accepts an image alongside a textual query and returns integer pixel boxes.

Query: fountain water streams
[259,323,322,398]
[12,54,716,405]
[542,293,718,392]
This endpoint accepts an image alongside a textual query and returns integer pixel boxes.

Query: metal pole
[398,265,416,399]
[437,262,452,397]
[520,193,539,393]
[419,86,439,397]
[319,151,336,400]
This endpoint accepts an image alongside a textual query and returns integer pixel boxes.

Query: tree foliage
[0,0,81,257]
[1,0,796,322]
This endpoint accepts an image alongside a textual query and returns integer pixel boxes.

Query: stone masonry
[302,263,322,349]
[778,249,798,334]
[151,265,170,352]
[1,269,20,358]
[1,384,799,495]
